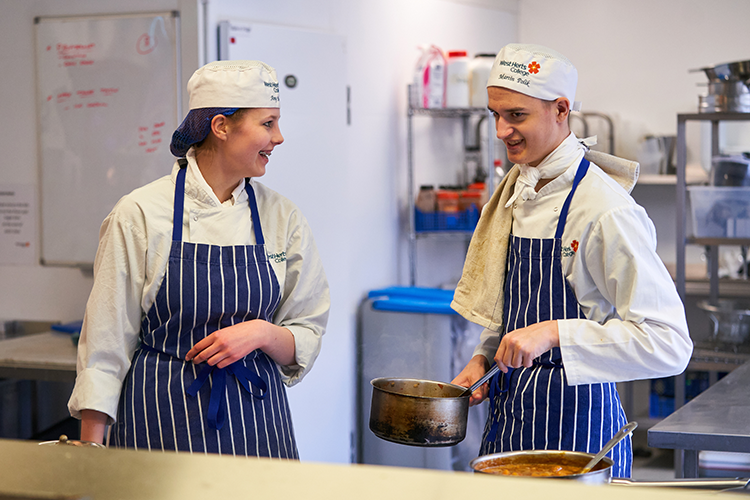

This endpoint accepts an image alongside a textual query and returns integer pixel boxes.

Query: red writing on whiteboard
[76,90,94,98]
[100,88,119,96]
[87,102,107,108]
[80,60,94,66]
[137,121,167,154]
[136,34,157,55]
[57,92,71,103]
[64,61,77,67]
[56,42,95,63]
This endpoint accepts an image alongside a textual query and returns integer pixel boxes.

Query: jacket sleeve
[558,204,693,386]
[272,211,330,387]
[67,205,148,424]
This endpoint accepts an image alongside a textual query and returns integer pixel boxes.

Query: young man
[451,44,692,478]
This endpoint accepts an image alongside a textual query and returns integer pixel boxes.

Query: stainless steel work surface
[648,360,750,477]
[0,438,728,500]
[648,361,750,451]
[0,332,77,382]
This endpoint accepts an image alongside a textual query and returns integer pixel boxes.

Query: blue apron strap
[141,341,269,431]
[172,159,188,242]
[554,157,590,239]
[186,362,268,431]
[244,180,265,245]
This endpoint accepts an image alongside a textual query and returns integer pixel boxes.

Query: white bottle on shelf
[446,50,470,108]
[470,53,496,108]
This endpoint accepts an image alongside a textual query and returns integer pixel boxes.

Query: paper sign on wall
[0,184,37,265]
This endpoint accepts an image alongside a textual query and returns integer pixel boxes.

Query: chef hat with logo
[170,60,280,157]
[487,44,581,111]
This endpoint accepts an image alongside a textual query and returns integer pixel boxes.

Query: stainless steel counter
[0,331,77,382]
[0,438,732,500]
[648,360,750,478]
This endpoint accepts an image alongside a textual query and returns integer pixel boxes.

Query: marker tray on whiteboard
[414,206,479,233]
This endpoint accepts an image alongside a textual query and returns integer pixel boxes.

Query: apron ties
[480,158,632,478]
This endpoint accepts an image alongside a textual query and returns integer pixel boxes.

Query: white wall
[0,0,517,464]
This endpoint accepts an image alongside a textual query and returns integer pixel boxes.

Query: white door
[218,21,351,463]
[218,21,347,218]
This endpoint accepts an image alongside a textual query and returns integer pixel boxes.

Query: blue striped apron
[480,158,632,478]
[111,161,298,458]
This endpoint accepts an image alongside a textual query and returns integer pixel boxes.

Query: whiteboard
[35,12,181,267]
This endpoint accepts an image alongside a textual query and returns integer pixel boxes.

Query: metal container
[38,434,105,448]
[695,59,750,113]
[470,450,613,484]
[711,154,750,187]
[699,81,750,113]
[698,299,750,346]
[369,377,469,447]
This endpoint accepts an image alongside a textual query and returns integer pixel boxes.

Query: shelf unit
[676,112,750,379]
[672,112,750,475]
[406,85,496,285]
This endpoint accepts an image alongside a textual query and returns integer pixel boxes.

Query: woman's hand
[494,320,559,372]
[185,320,296,369]
[451,354,491,406]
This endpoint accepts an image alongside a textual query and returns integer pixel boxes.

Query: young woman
[68,60,330,457]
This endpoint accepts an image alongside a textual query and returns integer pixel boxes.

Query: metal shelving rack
[672,112,750,475]
[406,85,496,285]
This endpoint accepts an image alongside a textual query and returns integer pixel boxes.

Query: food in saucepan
[472,452,611,477]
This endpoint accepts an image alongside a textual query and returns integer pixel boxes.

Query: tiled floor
[632,447,676,481]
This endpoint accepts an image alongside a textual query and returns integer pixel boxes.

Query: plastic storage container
[469,53,496,108]
[357,287,487,471]
[415,205,479,232]
[688,186,750,238]
[445,50,470,108]
[415,185,436,213]
[436,190,460,213]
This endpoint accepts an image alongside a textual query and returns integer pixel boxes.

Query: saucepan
[369,366,499,446]
[469,451,750,491]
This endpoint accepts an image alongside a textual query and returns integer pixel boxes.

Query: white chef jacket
[69,150,330,422]
[473,156,692,387]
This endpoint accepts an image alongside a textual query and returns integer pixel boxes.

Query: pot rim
[470,449,614,478]
[371,377,470,400]
[38,434,105,448]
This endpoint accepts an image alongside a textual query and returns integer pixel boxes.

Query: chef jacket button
[193,216,198,221]
[513,203,518,209]
[553,206,559,212]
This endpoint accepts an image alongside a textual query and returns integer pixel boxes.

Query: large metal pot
[470,450,750,491]
[470,450,613,484]
[369,377,469,447]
